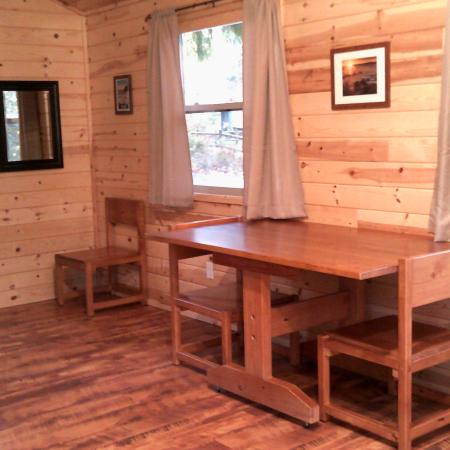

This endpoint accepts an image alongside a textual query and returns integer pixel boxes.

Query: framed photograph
[331,42,390,110]
[113,75,133,114]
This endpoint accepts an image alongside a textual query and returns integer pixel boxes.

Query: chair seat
[326,316,450,371]
[56,246,140,265]
[177,286,299,319]
[177,284,242,318]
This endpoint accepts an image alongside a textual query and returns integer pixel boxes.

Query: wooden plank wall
[86,0,449,390]
[86,0,244,304]
[0,0,94,308]
[285,0,445,231]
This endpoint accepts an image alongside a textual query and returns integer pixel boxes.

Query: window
[180,23,243,192]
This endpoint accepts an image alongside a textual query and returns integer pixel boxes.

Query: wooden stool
[318,251,450,450]
[55,198,147,316]
[172,284,243,370]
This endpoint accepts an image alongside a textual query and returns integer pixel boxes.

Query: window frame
[180,22,244,196]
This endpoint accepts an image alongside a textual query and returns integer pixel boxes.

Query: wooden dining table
[152,219,449,426]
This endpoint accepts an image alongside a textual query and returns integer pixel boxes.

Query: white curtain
[243,0,306,220]
[148,9,193,208]
[429,1,450,242]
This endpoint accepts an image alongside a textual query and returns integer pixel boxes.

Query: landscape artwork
[342,56,377,96]
[331,43,390,110]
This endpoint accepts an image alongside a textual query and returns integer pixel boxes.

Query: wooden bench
[55,198,147,316]
[318,250,450,450]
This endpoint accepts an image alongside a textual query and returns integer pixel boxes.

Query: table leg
[243,271,272,379]
[339,278,366,324]
[169,245,181,365]
[208,270,319,424]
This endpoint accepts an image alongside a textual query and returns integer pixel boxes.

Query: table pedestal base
[208,364,320,424]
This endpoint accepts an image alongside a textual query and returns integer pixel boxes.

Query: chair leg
[107,265,116,293]
[388,378,398,396]
[318,335,331,422]
[138,259,148,305]
[85,263,95,317]
[221,313,233,365]
[171,304,182,365]
[398,369,412,450]
[237,319,244,351]
[54,262,66,306]
[289,332,301,367]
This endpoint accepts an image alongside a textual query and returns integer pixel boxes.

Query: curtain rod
[145,0,223,22]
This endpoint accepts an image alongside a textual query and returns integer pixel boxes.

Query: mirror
[0,81,63,172]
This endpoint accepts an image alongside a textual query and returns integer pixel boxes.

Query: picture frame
[113,75,133,114]
[330,42,390,110]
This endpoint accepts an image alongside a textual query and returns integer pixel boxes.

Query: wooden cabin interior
[1,0,450,449]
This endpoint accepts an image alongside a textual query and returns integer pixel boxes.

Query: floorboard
[0,300,449,449]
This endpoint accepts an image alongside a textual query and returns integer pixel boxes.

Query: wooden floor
[1,301,449,450]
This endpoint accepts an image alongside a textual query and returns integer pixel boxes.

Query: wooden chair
[169,217,301,371]
[55,198,147,316]
[318,250,450,450]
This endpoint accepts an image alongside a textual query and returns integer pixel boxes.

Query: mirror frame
[0,80,64,172]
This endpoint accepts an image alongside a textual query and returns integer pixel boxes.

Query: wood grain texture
[85,1,248,324]
[1,299,449,449]
[319,251,450,449]
[283,0,444,235]
[152,220,450,280]
[86,0,444,238]
[0,0,94,309]
[82,0,450,396]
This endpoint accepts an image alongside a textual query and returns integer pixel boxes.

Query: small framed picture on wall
[331,42,390,110]
[114,74,133,114]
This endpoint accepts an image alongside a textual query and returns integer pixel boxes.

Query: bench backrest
[401,250,450,308]
[105,197,146,252]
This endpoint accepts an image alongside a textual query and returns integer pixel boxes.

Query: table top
[152,220,449,280]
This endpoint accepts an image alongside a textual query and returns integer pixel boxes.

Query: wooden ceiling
[57,0,128,13]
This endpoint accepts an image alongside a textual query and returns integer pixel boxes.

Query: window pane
[186,110,243,189]
[181,23,242,105]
